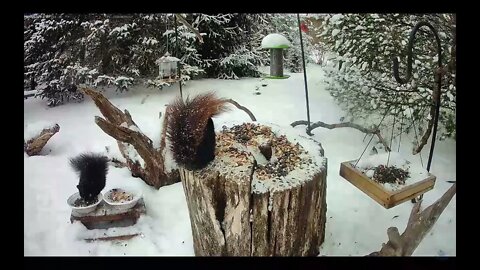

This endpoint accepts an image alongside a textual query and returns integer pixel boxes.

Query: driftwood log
[370,183,456,256]
[24,124,60,156]
[82,88,179,189]
[180,122,327,256]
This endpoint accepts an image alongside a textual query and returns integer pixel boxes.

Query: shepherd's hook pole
[297,13,312,135]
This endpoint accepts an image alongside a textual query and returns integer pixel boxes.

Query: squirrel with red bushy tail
[167,92,229,170]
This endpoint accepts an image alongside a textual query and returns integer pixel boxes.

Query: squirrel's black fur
[167,93,228,170]
[191,117,216,170]
[69,152,108,201]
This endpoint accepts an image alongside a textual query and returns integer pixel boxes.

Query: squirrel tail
[69,152,109,200]
[167,92,229,170]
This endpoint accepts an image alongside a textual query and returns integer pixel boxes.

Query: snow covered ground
[24,64,456,256]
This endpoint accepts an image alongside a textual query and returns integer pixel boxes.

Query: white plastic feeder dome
[155,52,180,79]
[261,33,291,49]
[261,33,291,79]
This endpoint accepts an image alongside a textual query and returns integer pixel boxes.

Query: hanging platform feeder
[340,159,436,209]
[261,33,291,79]
[339,21,444,208]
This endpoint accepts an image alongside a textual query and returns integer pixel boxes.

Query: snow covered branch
[291,120,391,152]
[370,183,456,256]
[174,14,203,44]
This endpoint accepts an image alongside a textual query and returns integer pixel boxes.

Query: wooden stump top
[209,122,327,196]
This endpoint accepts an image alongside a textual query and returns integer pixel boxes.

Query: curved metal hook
[392,21,442,85]
[392,21,443,173]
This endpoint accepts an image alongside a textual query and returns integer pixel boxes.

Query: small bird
[370,146,378,155]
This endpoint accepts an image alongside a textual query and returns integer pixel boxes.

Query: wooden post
[180,123,327,256]
[270,49,284,77]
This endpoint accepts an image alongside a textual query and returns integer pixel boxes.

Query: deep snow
[24,64,456,256]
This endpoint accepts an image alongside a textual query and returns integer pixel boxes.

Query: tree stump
[180,122,327,256]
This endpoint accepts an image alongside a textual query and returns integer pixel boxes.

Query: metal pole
[297,13,311,134]
[392,21,442,172]
[392,21,443,203]
[174,14,183,99]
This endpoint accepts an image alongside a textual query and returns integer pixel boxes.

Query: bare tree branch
[81,87,179,189]
[291,120,391,151]
[174,14,204,44]
[225,99,257,121]
[371,183,456,256]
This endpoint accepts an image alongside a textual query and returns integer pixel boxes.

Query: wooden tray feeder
[339,161,436,209]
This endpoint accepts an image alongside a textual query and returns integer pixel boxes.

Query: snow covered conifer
[318,14,456,140]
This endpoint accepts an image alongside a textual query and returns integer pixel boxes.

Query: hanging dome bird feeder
[261,33,291,79]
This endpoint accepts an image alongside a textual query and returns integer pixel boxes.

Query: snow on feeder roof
[155,52,180,64]
[155,52,180,79]
[261,33,291,49]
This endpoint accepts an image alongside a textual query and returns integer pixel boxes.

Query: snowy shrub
[38,79,83,107]
[23,13,288,106]
[145,79,171,90]
[266,14,314,73]
[180,64,204,81]
[162,17,205,80]
[93,75,134,92]
[217,45,262,79]
[192,13,267,78]
[94,75,115,88]
[114,76,135,92]
[319,13,456,140]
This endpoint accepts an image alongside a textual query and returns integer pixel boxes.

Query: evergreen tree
[24,13,301,106]
[267,14,314,72]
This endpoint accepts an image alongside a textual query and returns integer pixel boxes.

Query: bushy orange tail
[166,92,229,170]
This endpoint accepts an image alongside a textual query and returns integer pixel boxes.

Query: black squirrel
[69,152,109,201]
[166,92,228,170]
